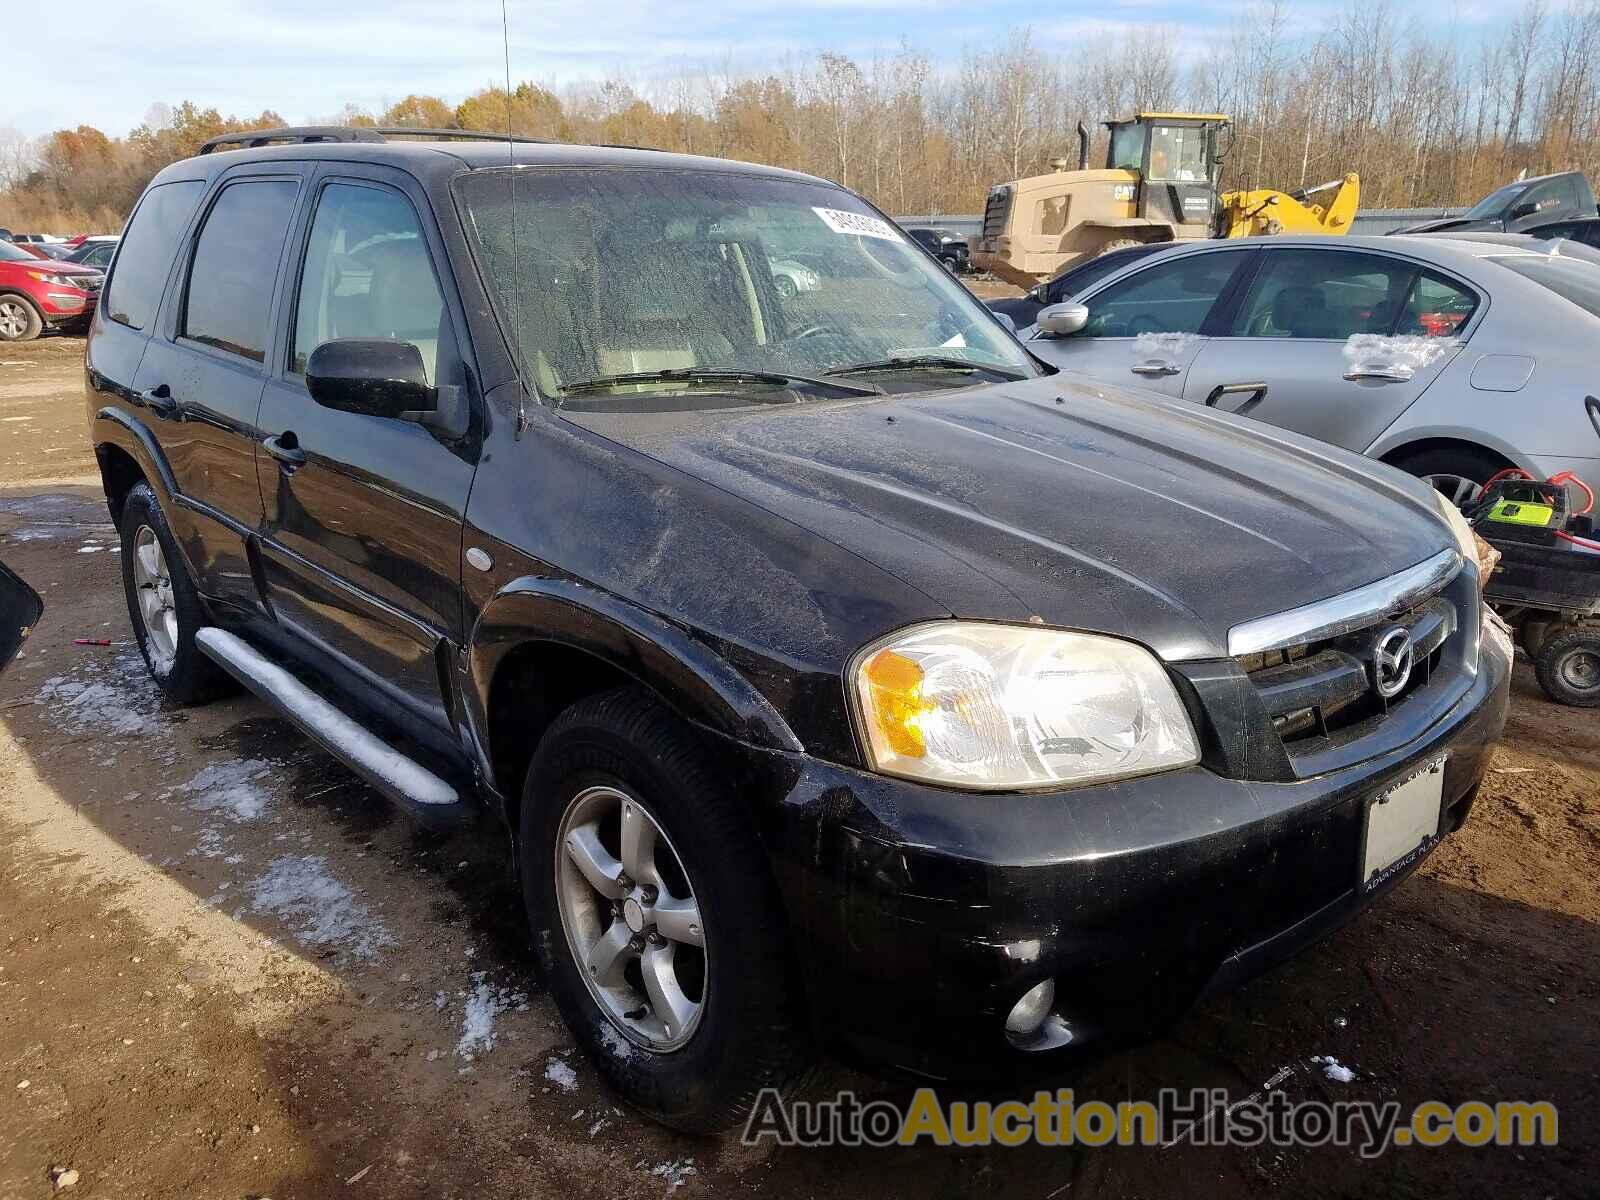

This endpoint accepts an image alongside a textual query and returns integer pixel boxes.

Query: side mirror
[1509,200,1540,220]
[0,558,43,674]
[992,310,1017,333]
[306,339,467,436]
[1037,302,1090,337]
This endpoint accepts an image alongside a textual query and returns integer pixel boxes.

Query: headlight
[26,271,83,290]
[850,622,1200,791]
[1430,488,1489,585]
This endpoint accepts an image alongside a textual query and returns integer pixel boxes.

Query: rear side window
[1230,248,1475,339]
[182,180,298,363]
[103,181,204,331]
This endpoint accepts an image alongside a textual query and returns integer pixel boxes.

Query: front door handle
[1131,363,1181,377]
[139,384,178,418]
[262,432,307,473]
[1204,381,1269,413]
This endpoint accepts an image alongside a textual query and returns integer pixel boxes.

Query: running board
[196,627,468,829]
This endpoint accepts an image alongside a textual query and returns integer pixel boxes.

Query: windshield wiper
[824,355,1026,381]
[557,367,882,400]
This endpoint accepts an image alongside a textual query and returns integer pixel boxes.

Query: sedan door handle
[1204,381,1269,412]
[262,433,307,473]
[1342,367,1411,383]
[139,385,178,418]
[1131,363,1182,377]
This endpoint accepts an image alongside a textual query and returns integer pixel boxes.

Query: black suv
[86,127,1510,1132]
[905,226,969,272]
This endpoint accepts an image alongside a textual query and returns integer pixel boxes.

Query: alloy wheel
[0,300,29,340]
[555,784,708,1051]
[132,525,178,672]
[1422,472,1483,506]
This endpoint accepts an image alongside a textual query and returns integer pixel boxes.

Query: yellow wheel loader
[970,113,1359,288]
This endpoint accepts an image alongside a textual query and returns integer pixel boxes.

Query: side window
[1395,271,1479,338]
[1231,249,1426,340]
[1080,252,1242,337]
[292,183,446,382]
[182,180,299,363]
[103,181,204,331]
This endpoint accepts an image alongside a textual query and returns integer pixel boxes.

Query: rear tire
[520,686,813,1132]
[0,294,42,342]
[118,483,234,705]
[772,274,798,300]
[1533,625,1600,706]
[1391,446,1509,506]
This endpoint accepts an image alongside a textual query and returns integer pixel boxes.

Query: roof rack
[199,126,552,155]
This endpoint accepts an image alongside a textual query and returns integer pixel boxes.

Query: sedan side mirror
[306,339,467,436]
[1509,200,1540,220]
[1037,302,1090,337]
[992,310,1017,333]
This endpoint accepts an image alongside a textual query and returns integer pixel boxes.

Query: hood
[564,375,1453,661]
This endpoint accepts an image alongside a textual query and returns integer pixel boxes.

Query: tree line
[3,0,1598,234]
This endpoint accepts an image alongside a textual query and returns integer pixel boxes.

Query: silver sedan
[1022,234,1600,500]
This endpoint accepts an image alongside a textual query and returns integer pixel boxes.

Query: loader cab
[1104,113,1227,232]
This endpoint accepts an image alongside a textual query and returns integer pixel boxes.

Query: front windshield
[1108,124,1145,171]
[1491,255,1600,320]
[0,242,35,262]
[455,167,1033,407]
[1464,181,1526,220]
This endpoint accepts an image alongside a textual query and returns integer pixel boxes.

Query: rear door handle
[1342,367,1411,382]
[1131,363,1181,377]
[1205,381,1269,413]
[262,433,307,473]
[139,385,178,418]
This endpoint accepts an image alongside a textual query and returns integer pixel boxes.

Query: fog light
[1005,979,1055,1039]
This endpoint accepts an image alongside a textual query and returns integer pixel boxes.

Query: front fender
[466,576,804,773]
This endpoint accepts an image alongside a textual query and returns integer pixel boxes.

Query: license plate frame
[1359,756,1446,892]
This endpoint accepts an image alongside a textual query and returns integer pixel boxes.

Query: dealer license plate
[1361,757,1446,890]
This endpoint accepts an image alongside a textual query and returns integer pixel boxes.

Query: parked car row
[0,232,116,340]
[993,229,1600,507]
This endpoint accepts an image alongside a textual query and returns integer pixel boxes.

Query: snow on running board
[195,627,457,807]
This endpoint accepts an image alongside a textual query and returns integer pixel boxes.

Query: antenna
[502,0,528,437]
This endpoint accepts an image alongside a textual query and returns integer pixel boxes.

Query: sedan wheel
[1423,472,1484,506]
[555,784,708,1051]
[0,296,42,342]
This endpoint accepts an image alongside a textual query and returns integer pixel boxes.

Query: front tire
[1392,446,1508,506]
[521,687,812,1132]
[0,294,43,342]
[118,483,233,704]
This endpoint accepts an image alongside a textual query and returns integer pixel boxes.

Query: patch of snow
[171,758,275,822]
[456,973,524,1058]
[247,855,394,960]
[77,544,104,554]
[1311,1055,1356,1083]
[189,828,229,858]
[596,1020,636,1060]
[649,1158,697,1193]
[544,1057,579,1093]
[36,659,163,737]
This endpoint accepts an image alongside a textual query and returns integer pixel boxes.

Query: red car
[0,239,102,341]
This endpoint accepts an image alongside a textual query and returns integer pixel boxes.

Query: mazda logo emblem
[1373,627,1415,699]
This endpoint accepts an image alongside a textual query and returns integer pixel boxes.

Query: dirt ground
[1,334,1596,1199]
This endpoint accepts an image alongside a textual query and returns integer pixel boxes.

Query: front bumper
[749,620,1511,1081]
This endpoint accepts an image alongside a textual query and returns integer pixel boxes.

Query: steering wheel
[787,323,831,341]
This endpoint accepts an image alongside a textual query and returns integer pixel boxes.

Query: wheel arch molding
[465,576,804,795]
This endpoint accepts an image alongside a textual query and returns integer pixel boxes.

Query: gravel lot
[2,335,1595,1198]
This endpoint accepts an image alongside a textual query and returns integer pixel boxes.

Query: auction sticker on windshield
[812,207,902,242]
[1361,756,1445,891]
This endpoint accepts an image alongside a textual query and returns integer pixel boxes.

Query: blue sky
[10,0,1472,139]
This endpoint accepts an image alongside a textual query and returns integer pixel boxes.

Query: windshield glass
[0,241,35,262]
[1464,181,1526,221]
[1108,124,1145,171]
[1490,255,1600,320]
[456,168,1033,407]
[1148,126,1209,182]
